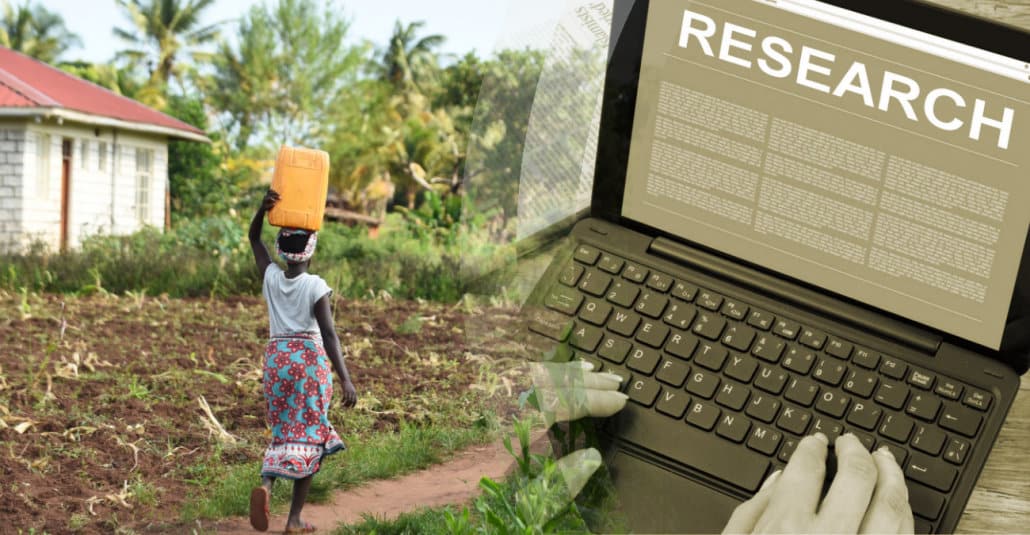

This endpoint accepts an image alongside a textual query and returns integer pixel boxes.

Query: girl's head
[276,228,318,264]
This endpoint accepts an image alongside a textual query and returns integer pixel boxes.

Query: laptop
[521,1,1030,532]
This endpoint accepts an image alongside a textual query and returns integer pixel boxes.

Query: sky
[39,0,526,64]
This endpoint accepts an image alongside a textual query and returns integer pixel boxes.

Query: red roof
[0,46,204,138]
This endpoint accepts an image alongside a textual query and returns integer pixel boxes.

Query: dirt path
[211,432,549,534]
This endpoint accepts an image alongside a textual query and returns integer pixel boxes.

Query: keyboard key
[570,323,603,352]
[751,334,785,363]
[646,272,673,292]
[813,358,847,386]
[782,345,816,375]
[656,389,690,418]
[940,403,982,437]
[934,379,963,400]
[715,382,751,411]
[526,308,573,341]
[695,341,728,371]
[811,417,843,442]
[908,369,935,390]
[905,393,941,422]
[815,390,851,419]
[852,347,880,369]
[911,425,946,456]
[606,281,640,308]
[597,253,624,274]
[843,369,878,398]
[598,336,631,364]
[776,406,812,435]
[722,325,757,352]
[778,437,799,462]
[665,332,699,360]
[785,377,819,406]
[772,318,800,340]
[721,300,749,321]
[755,366,789,395]
[607,369,632,390]
[692,312,726,340]
[880,356,908,380]
[613,403,770,492]
[747,309,775,330]
[746,394,781,423]
[696,290,723,311]
[747,425,783,455]
[963,388,992,411]
[725,354,759,383]
[627,377,660,406]
[623,263,648,283]
[686,401,721,430]
[846,401,883,431]
[656,358,690,387]
[634,291,668,318]
[662,302,696,330]
[943,437,970,465]
[607,309,641,337]
[578,269,612,297]
[578,298,612,325]
[686,369,720,399]
[627,346,661,375]
[905,453,957,492]
[907,480,946,520]
[671,281,698,302]
[574,244,601,264]
[716,413,751,443]
[874,379,909,410]
[636,320,670,348]
[826,336,853,359]
[559,263,584,286]
[880,414,914,443]
[798,328,826,350]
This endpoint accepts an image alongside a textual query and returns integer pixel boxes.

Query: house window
[35,133,50,198]
[80,139,88,169]
[98,141,108,172]
[135,148,153,224]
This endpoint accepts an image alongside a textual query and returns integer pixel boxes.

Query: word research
[678,9,1016,150]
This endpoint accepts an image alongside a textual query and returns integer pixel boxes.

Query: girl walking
[248,189,358,533]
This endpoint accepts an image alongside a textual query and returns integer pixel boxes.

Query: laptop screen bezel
[591,0,1030,359]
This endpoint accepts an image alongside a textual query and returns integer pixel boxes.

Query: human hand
[723,433,914,534]
[261,189,280,212]
[340,379,357,408]
[528,360,628,427]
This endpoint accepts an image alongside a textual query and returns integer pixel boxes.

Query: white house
[0,46,209,254]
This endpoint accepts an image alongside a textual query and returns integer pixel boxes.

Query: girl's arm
[315,296,358,407]
[250,189,280,275]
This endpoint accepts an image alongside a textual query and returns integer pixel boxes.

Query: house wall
[11,120,169,252]
[0,124,26,254]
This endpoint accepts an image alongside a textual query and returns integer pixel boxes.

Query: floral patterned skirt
[260,334,345,480]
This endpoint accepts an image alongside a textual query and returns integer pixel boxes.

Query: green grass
[334,506,463,534]
[181,417,500,521]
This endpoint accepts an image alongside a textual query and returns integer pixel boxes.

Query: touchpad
[606,451,744,534]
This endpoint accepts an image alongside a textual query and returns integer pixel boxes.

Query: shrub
[0,215,514,302]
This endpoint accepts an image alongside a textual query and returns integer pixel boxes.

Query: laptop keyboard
[528,244,993,534]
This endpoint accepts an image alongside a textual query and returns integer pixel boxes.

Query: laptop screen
[619,0,1030,350]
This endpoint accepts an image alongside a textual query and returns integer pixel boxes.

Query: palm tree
[379,20,445,92]
[113,0,220,88]
[0,1,81,63]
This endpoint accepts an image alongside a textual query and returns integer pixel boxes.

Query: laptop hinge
[649,237,943,355]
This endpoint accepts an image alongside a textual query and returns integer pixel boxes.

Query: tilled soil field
[0,291,527,533]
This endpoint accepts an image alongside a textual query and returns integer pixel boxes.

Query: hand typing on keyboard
[724,432,915,534]
[529,360,629,427]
